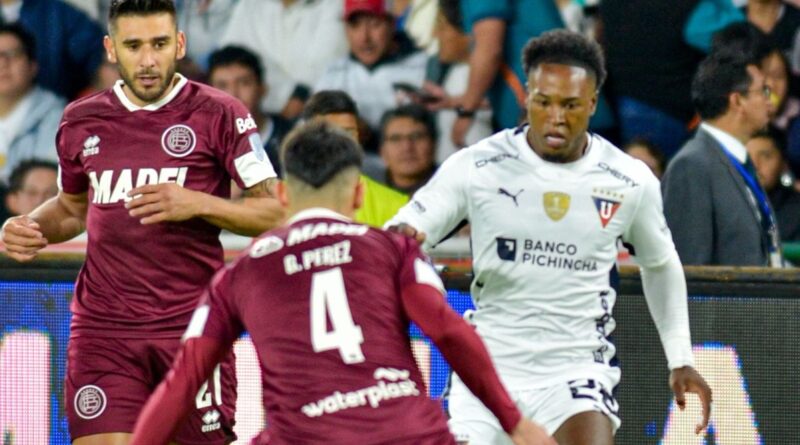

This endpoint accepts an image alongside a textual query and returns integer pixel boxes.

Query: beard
[119,61,177,104]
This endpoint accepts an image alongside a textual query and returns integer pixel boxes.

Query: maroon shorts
[65,335,237,444]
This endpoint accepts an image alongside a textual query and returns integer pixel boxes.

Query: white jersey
[388,127,676,390]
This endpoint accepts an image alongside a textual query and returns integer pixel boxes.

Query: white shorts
[447,373,621,444]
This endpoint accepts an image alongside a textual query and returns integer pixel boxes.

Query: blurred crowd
[1,0,799,264]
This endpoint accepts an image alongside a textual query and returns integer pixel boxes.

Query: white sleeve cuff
[640,249,695,371]
[661,333,695,370]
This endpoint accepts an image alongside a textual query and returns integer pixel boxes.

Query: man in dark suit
[662,51,783,267]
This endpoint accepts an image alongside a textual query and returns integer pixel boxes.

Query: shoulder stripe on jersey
[182,305,210,342]
[414,258,445,294]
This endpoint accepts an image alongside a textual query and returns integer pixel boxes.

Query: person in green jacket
[302,90,409,227]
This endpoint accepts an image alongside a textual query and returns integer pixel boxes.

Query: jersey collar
[516,126,599,171]
[113,74,188,112]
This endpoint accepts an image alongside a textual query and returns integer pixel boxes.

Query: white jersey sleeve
[624,169,694,369]
[622,169,674,267]
[385,148,471,250]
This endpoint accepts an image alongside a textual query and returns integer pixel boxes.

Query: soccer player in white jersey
[386,30,712,445]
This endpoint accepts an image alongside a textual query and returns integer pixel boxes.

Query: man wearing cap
[315,0,428,134]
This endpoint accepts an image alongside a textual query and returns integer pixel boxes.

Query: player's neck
[287,203,354,221]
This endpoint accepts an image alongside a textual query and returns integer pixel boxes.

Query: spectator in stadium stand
[0,0,105,100]
[220,0,347,120]
[3,159,57,216]
[662,51,784,267]
[128,120,556,445]
[453,0,615,148]
[303,90,410,228]
[420,0,493,164]
[744,0,800,59]
[601,0,706,159]
[710,22,800,181]
[387,29,711,444]
[623,138,667,179]
[314,0,428,140]
[0,1,283,443]
[378,104,437,195]
[747,127,800,241]
[208,45,293,178]
[175,0,237,71]
[0,23,63,185]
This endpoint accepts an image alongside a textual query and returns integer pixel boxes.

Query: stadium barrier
[1,255,798,444]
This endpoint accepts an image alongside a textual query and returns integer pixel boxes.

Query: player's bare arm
[670,366,712,434]
[125,178,284,236]
[1,191,88,262]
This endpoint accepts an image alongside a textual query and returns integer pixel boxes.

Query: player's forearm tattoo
[243,178,277,199]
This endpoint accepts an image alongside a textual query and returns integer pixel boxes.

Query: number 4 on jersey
[310,268,365,364]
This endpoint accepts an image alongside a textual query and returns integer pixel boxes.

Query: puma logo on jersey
[236,113,257,134]
[88,167,188,204]
[498,188,523,206]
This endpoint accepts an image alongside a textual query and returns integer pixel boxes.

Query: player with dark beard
[0,1,282,444]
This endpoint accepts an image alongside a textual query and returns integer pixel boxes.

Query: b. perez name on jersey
[89,167,188,204]
[496,237,598,271]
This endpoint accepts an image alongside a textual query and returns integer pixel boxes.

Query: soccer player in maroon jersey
[0,1,282,444]
[128,121,556,445]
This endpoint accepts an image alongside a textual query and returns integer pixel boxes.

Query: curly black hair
[522,29,607,89]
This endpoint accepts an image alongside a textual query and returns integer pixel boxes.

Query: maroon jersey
[57,75,276,338]
[188,209,453,443]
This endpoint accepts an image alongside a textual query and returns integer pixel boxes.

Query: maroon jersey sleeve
[55,114,89,194]
[129,266,245,445]
[187,264,246,346]
[395,236,522,434]
[212,96,276,190]
[130,336,229,445]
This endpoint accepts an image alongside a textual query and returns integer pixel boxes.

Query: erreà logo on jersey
[592,188,623,228]
[236,113,257,134]
[88,167,188,204]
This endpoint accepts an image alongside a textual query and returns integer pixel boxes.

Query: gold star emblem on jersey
[543,192,571,221]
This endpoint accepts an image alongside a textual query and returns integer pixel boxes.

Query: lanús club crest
[161,124,197,158]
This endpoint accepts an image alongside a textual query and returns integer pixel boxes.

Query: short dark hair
[108,0,177,27]
[692,52,757,120]
[438,0,463,31]
[7,160,58,193]
[752,125,786,154]
[208,45,264,84]
[522,29,607,89]
[0,23,36,62]
[711,22,771,61]
[302,90,359,120]
[379,104,438,143]
[281,121,364,189]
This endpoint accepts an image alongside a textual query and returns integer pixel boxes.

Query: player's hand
[126,183,202,224]
[452,114,474,148]
[670,366,712,434]
[385,222,426,244]
[509,418,557,445]
[1,215,48,262]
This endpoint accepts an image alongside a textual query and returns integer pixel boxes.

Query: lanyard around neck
[718,145,776,230]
